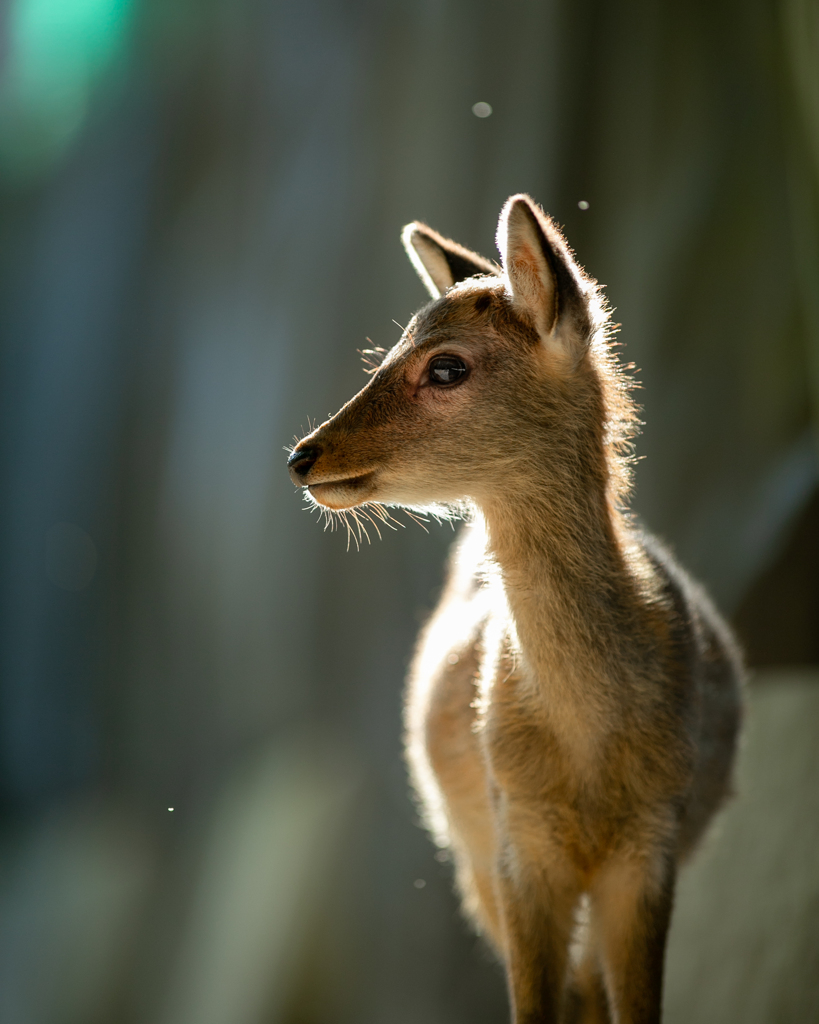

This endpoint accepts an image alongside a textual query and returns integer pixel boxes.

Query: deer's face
[288,195,606,516]
[288,282,574,513]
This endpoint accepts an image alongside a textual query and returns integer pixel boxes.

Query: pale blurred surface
[0,0,816,1022]
[666,670,819,1024]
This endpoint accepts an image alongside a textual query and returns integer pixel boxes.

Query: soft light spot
[413,878,426,889]
[578,200,590,210]
[0,0,135,177]
[447,652,460,665]
[472,101,492,118]
[434,850,449,863]
[45,522,98,591]
[167,807,174,812]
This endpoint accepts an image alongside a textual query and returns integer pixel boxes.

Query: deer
[286,194,743,1024]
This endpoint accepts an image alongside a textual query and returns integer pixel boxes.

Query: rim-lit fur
[288,195,743,1024]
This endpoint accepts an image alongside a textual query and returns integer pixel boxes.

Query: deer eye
[428,355,468,385]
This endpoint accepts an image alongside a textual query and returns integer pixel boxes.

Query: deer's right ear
[497,195,591,360]
[402,223,498,299]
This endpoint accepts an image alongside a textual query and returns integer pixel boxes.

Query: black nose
[287,445,321,477]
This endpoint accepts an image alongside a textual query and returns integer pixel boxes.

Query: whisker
[368,503,399,530]
[341,510,355,551]
[403,509,430,533]
[350,511,362,550]
[386,508,407,530]
[301,494,446,545]
[351,508,372,546]
[360,506,382,541]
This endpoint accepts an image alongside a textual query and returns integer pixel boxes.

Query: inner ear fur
[402,222,499,299]
[496,194,590,354]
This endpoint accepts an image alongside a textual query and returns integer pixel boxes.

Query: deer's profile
[287,195,743,1024]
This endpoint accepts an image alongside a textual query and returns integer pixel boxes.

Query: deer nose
[287,445,321,478]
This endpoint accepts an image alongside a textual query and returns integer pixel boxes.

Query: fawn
[287,195,743,1024]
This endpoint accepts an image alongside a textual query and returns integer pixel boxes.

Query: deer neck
[477,476,644,736]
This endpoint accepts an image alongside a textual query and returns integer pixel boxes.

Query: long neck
[478,448,653,692]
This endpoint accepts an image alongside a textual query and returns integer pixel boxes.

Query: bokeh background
[0,1,817,1022]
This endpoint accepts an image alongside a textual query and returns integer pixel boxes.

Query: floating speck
[447,652,460,665]
[434,850,449,863]
[167,807,174,812]
[472,102,492,118]
[414,878,427,889]
[578,200,590,210]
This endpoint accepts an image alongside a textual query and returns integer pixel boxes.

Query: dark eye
[428,355,468,385]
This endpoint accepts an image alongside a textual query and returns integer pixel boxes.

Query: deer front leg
[591,849,676,1024]
[495,840,581,1024]
[564,945,611,1024]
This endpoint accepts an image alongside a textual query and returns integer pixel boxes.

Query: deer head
[287,195,630,521]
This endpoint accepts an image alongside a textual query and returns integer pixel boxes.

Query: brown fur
[287,195,743,1023]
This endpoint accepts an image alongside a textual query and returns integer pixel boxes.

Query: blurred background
[0,0,817,1022]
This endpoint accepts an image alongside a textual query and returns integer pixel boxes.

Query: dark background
[0,1,817,1022]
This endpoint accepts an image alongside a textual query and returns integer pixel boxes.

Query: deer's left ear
[402,223,499,299]
[496,195,591,359]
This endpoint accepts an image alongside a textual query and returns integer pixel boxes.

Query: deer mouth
[307,472,376,509]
